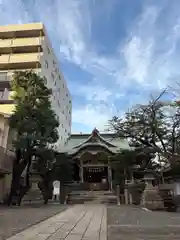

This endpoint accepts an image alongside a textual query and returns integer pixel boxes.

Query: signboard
[88,167,104,173]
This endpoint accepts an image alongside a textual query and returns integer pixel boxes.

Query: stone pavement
[7,205,107,240]
[108,206,180,240]
[0,204,67,239]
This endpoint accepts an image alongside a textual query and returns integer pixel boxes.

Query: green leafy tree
[53,152,74,204]
[111,149,136,184]
[109,90,180,166]
[35,151,74,204]
[7,70,59,205]
[35,148,56,204]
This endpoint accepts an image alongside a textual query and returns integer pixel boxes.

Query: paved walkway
[108,206,180,239]
[0,204,67,239]
[7,205,107,240]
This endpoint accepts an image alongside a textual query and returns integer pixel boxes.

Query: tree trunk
[17,159,32,206]
[44,198,48,204]
[60,182,66,204]
[7,150,31,206]
[7,174,20,206]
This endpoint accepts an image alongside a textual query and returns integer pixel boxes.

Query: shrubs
[128,181,145,205]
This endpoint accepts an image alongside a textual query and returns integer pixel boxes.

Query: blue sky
[0,0,180,133]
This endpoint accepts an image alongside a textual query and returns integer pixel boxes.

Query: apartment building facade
[0,23,72,150]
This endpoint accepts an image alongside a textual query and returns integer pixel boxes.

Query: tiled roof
[61,128,130,155]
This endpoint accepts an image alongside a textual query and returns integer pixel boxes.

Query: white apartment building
[0,23,72,150]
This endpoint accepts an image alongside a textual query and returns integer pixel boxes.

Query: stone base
[23,182,42,203]
[173,195,180,212]
[141,186,164,210]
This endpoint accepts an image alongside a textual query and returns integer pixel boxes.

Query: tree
[110,149,139,205]
[35,148,56,204]
[53,152,74,204]
[109,90,180,166]
[111,150,136,184]
[7,71,59,205]
[36,151,74,204]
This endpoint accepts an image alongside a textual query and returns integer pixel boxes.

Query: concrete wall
[0,114,14,202]
[0,173,12,203]
[40,35,72,150]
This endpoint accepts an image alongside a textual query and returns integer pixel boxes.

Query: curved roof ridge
[70,142,117,155]
[73,128,117,149]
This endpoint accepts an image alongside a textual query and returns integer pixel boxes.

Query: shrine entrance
[83,166,109,190]
[84,166,108,183]
[73,150,113,191]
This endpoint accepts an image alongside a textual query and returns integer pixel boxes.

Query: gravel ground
[0,203,67,239]
[107,205,180,240]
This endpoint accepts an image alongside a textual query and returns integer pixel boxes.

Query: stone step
[67,190,117,204]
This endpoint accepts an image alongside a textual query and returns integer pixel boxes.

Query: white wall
[39,36,72,150]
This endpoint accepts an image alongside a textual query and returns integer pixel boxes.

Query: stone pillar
[116,185,121,205]
[108,166,113,191]
[80,163,84,183]
[124,188,128,204]
[129,192,133,204]
[173,180,180,212]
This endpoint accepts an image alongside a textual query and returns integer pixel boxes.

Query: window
[0,90,4,99]
[53,60,56,67]
[51,72,55,81]
[66,92,68,97]
[45,60,48,68]
[47,47,50,54]
[63,83,64,88]
[59,75,61,81]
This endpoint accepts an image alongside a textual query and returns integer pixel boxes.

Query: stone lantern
[141,170,164,210]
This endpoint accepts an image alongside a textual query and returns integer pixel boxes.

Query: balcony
[0,53,42,70]
[0,146,13,174]
[0,104,15,115]
[0,37,43,54]
[0,23,45,39]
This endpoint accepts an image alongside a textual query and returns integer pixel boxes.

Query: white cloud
[0,0,32,24]
[72,104,111,131]
[122,36,154,83]
[1,1,180,132]
[75,84,112,102]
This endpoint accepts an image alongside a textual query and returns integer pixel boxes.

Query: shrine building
[61,128,130,191]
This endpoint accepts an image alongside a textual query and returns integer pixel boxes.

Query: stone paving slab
[107,205,180,240]
[6,205,107,240]
[0,204,67,239]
